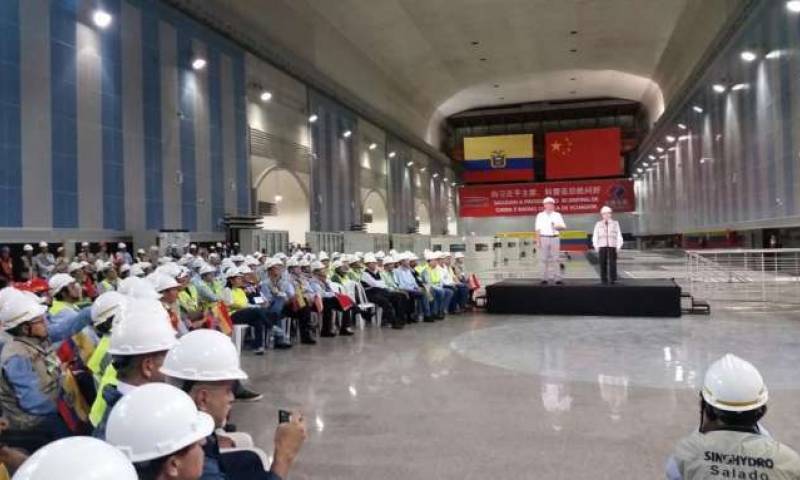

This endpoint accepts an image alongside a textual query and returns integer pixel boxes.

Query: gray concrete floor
[232,253,800,479]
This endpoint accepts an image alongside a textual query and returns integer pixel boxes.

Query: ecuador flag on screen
[463,134,535,183]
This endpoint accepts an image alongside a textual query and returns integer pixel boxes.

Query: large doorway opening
[255,168,310,244]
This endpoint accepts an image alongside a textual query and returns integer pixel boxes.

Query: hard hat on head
[224,267,242,279]
[118,277,160,299]
[266,259,283,270]
[105,383,214,464]
[702,353,768,412]
[91,291,128,327]
[117,242,126,249]
[363,253,378,264]
[38,241,48,248]
[311,261,326,272]
[150,273,181,293]
[286,259,300,268]
[12,436,138,480]
[542,197,556,205]
[383,256,396,265]
[455,252,465,259]
[67,262,82,274]
[23,244,33,252]
[48,273,76,296]
[319,252,330,261]
[199,263,216,276]
[0,291,47,331]
[601,206,613,214]
[161,329,247,381]
[107,298,178,356]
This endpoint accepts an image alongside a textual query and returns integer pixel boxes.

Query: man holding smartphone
[535,197,566,285]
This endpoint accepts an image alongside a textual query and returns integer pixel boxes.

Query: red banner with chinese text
[458,178,634,217]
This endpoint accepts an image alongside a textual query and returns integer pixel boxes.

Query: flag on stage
[545,127,621,180]
[463,134,535,183]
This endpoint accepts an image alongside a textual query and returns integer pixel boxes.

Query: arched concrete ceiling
[172,0,744,149]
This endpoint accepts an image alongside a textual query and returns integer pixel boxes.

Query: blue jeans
[266,297,290,344]
[430,286,449,316]
[405,289,428,317]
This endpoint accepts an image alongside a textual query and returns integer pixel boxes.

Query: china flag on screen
[545,127,622,180]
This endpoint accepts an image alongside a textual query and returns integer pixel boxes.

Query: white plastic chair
[232,324,252,355]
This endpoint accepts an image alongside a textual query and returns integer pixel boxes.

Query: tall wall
[0,0,249,240]
[636,1,800,235]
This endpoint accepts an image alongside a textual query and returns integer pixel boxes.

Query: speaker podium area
[485,278,682,317]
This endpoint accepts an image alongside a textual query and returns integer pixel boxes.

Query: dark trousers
[285,304,315,340]
[365,288,402,327]
[232,307,269,348]
[598,247,618,282]
[321,296,353,334]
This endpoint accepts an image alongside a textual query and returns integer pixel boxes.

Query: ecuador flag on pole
[463,134,534,183]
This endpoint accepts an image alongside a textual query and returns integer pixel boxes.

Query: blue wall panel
[50,1,78,228]
[101,0,125,230]
[208,48,224,231]
[177,32,197,231]
[0,0,21,227]
[141,7,163,230]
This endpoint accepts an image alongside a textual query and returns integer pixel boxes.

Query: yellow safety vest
[178,284,200,312]
[228,288,248,313]
[88,362,118,427]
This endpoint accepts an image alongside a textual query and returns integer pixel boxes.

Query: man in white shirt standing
[592,206,624,284]
[535,197,566,285]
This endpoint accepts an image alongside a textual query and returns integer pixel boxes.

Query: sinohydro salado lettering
[704,451,775,469]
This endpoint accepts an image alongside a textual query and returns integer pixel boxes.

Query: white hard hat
[12,436,137,480]
[702,353,768,412]
[454,252,465,259]
[311,261,326,272]
[91,291,127,327]
[108,298,177,356]
[118,277,160,299]
[117,242,126,249]
[129,264,145,278]
[265,259,283,270]
[137,248,146,255]
[0,292,47,331]
[81,241,89,247]
[199,264,216,275]
[382,256,396,265]
[67,262,82,273]
[375,251,386,259]
[601,206,613,214]
[224,267,242,279]
[161,329,248,381]
[48,273,76,296]
[363,253,378,264]
[23,244,33,252]
[119,264,131,275]
[245,256,259,267]
[319,251,329,261]
[150,273,181,293]
[331,260,343,269]
[38,241,48,248]
[106,383,214,463]
[286,259,299,268]
[543,197,556,204]
[238,265,253,275]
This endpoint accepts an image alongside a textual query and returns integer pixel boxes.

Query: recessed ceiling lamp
[677,123,687,130]
[787,1,800,13]
[92,9,112,28]
[766,50,784,60]
[666,135,676,143]
[656,146,665,153]
[260,90,272,102]
[740,50,758,62]
[693,105,704,113]
[648,155,656,160]
[342,130,352,138]
[368,143,377,150]
[406,161,414,167]
[432,173,440,178]
[388,151,396,158]
[712,84,726,93]
[308,114,318,123]
[731,83,749,91]
[191,57,206,70]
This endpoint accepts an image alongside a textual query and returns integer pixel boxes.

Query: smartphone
[279,409,292,424]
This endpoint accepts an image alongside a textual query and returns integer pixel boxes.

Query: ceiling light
[308,114,318,123]
[366,208,373,215]
[677,123,687,130]
[656,147,664,153]
[342,130,352,138]
[443,177,448,182]
[92,9,112,28]
[678,135,690,141]
[740,50,757,62]
[406,161,414,167]
[368,143,377,150]
[637,168,644,173]
[666,135,676,143]
[712,84,726,93]
[648,155,656,160]
[432,173,439,178]
[388,151,396,158]
[642,162,649,167]
[731,83,749,91]
[191,57,206,70]
[693,105,704,113]
[787,1,800,13]
[274,195,283,203]
[766,50,784,60]
[420,167,427,172]
[260,91,272,102]
[451,182,457,187]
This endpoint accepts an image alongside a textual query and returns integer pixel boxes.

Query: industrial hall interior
[2,0,800,479]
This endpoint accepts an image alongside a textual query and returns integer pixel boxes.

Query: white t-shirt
[535,211,566,236]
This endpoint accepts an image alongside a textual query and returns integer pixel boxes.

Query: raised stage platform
[486,278,682,317]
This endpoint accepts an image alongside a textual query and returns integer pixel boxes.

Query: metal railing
[685,248,800,303]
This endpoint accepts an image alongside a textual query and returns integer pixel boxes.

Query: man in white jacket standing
[592,206,624,284]
[535,197,567,285]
